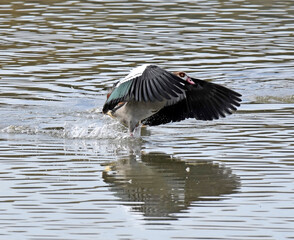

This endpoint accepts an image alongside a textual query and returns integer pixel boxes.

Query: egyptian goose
[102,64,241,133]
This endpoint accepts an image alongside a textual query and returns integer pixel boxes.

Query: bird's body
[103,64,242,133]
[109,100,167,133]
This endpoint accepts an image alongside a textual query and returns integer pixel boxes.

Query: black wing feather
[136,77,143,102]
[142,78,242,126]
[141,79,149,102]
[154,76,175,99]
[141,65,185,101]
[145,78,156,102]
[148,78,164,101]
[103,65,186,113]
[157,75,180,98]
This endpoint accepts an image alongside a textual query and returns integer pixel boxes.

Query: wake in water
[0,105,145,161]
[0,107,137,140]
[1,122,127,139]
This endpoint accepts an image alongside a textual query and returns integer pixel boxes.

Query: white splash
[1,121,130,140]
[61,121,128,139]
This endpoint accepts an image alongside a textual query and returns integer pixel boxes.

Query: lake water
[0,0,294,239]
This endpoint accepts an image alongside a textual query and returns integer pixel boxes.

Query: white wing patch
[118,64,150,86]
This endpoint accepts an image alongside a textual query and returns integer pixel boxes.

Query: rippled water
[0,0,294,239]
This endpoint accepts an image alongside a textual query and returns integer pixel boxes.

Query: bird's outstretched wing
[102,65,186,113]
[142,78,242,126]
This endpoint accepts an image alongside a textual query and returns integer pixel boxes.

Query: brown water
[0,0,294,239]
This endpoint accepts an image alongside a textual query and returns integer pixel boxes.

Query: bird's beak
[106,111,114,118]
[186,76,195,85]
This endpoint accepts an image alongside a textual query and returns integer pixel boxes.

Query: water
[0,0,294,239]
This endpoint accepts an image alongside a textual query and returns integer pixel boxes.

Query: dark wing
[142,78,242,126]
[102,65,186,113]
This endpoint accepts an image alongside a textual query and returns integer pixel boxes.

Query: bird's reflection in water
[102,152,240,219]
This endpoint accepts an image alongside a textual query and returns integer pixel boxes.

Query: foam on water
[1,120,131,140]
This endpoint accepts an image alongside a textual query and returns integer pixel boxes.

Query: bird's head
[173,71,195,85]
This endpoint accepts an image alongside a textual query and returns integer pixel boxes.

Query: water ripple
[0,0,294,239]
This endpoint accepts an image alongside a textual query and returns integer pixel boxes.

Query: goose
[102,64,242,134]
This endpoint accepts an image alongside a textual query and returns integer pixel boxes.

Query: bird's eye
[179,72,185,78]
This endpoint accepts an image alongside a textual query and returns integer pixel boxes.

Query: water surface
[0,0,294,239]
